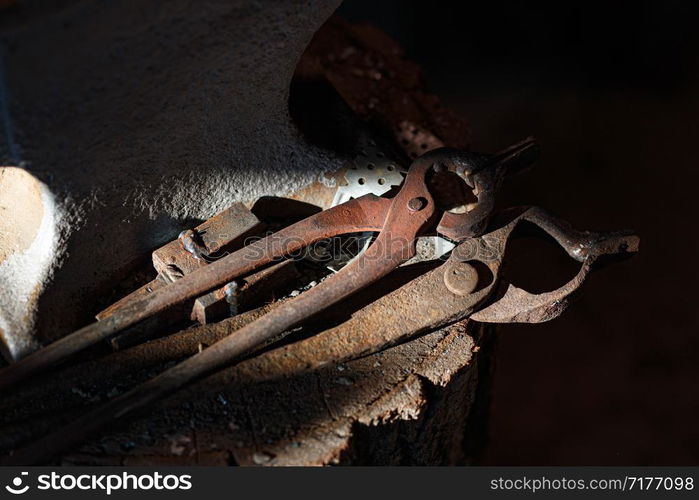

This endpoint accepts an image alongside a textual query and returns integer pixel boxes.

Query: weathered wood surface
[0,270,491,465]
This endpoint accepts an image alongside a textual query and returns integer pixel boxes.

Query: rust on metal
[443,261,479,296]
[0,14,641,467]
[434,138,540,240]
[96,274,168,322]
[0,116,638,465]
[177,229,208,262]
[191,260,300,325]
[152,202,265,280]
[469,207,640,323]
[0,194,393,390]
[0,142,535,387]
[98,203,266,322]
[0,197,639,465]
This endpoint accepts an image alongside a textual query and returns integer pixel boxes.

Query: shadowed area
[340,0,699,464]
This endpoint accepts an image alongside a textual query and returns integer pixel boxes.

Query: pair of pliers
[2,139,640,464]
[0,139,547,462]
[213,205,639,380]
[0,139,538,393]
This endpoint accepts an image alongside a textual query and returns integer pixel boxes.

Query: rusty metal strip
[191,260,299,325]
[0,195,393,390]
[97,203,266,322]
[152,203,264,280]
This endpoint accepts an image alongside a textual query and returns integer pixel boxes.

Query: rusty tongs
[0,138,536,392]
[0,138,639,464]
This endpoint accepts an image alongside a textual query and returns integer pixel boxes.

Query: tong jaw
[445,206,640,324]
[420,138,540,242]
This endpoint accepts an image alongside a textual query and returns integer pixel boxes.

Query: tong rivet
[407,197,427,212]
[444,261,478,296]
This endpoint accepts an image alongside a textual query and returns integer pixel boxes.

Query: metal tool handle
[0,195,392,392]
[1,156,441,464]
[470,207,639,323]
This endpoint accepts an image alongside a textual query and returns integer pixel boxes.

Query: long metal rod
[2,234,406,464]
[0,196,392,392]
[3,171,437,464]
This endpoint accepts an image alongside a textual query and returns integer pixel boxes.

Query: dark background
[340,0,699,464]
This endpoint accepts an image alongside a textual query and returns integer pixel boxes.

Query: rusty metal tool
[0,140,641,465]
[0,207,638,465]
[0,201,639,417]
[203,205,640,380]
[97,203,268,326]
[0,139,536,390]
[91,205,308,350]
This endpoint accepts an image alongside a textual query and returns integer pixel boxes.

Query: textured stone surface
[0,167,55,359]
[0,0,343,357]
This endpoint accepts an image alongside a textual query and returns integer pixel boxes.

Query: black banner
[0,467,696,499]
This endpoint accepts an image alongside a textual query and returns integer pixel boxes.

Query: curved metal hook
[420,138,540,241]
[468,206,639,323]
